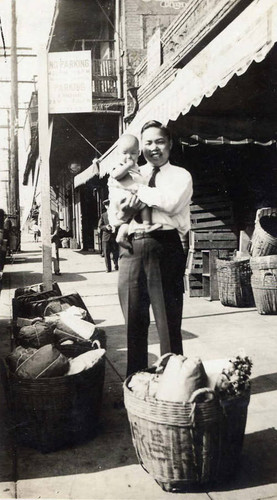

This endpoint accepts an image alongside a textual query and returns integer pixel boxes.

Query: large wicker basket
[250,255,277,314]
[124,379,250,492]
[249,207,277,257]
[2,345,105,453]
[216,257,255,307]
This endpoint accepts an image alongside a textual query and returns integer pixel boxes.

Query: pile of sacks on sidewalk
[3,284,106,452]
[7,304,106,378]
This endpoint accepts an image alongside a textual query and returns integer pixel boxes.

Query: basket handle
[91,339,101,350]
[255,207,277,222]
[263,271,277,285]
[217,265,229,273]
[188,387,215,403]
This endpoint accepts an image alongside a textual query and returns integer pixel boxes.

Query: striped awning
[96,0,277,177]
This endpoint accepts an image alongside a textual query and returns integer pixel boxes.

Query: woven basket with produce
[124,352,252,493]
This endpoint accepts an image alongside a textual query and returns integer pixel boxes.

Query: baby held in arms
[108,133,162,248]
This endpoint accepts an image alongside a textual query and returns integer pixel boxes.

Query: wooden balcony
[92,59,117,97]
[73,40,118,98]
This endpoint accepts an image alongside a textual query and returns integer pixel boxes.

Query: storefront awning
[97,0,277,177]
[74,160,100,189]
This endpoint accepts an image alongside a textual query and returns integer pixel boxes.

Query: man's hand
[117,194,143,221]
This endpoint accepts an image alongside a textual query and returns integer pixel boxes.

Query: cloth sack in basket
[17,317,43,328]
[55,316,96,340]
[155,354,207,402]
[53,327,93,348]
[203,359,229,389]
[128,372,160,399]
[44,301,71,316]
[43,305,87,327]
[6,346,37,373]
[66,348,106,375]
[17,321,55,348]
[8,345,69,379]
[42,293,93,322]
[59,305,87,320]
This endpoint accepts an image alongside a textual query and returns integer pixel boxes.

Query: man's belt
[131,229,178,241]
[131,231,153,240]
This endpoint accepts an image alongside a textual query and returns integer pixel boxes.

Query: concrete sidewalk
[0,239,277,500]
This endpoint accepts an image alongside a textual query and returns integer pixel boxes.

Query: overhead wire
[62,116,102,156]
[94,0,124,50]
[0,17,7,60]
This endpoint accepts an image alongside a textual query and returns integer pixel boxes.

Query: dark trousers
[102,239,119,272]
[52,243,60,273]
[118,229,186,376]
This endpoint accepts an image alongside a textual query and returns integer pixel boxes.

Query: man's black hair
[141,120,171,141]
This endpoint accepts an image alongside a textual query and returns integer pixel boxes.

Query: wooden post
[38,46,52,291]
[10,0,20,245]
[115,0,122,99]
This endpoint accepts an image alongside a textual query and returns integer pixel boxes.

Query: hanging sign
[48,51,93,114]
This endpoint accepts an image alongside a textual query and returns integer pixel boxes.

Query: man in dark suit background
[98,200,119,273]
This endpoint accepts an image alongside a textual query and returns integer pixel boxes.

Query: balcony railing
[92,59,117,97]
[73,39,118,98]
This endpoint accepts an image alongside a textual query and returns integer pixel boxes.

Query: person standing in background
[98,200,119,273]
[32,222,40,242]
[51,217,62,276]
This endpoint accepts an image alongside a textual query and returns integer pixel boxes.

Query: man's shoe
[106,270,111,273]
[114,265,119,271]
[55,271,62,276]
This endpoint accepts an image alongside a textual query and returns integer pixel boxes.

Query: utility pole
[38,46,53,291]
[10,0,20,248]
[7,109,11,214]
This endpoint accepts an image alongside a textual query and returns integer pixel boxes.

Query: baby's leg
[141,206,152,226]
[141,206,162,232]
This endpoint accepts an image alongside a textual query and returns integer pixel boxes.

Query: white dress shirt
[129,161,193,236]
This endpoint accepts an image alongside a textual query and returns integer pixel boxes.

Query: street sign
[48,51,93,114]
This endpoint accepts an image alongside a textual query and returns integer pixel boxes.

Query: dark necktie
[148,166,160,187]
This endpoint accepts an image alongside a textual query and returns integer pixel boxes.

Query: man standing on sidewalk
[110,120,193,376]
[98,200,119,273]
[51,217,62,276]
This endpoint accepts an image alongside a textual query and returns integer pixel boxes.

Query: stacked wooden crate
[185,183,238,298]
